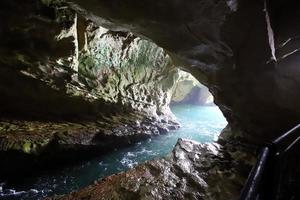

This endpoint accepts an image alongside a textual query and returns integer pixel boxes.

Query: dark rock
[1,0,300,199]
[168,125,178,131]
[0,113,179,179]
[157,126,169,134]
[0,0,183,178]
[48,138,255,200]
[67,0,300,143]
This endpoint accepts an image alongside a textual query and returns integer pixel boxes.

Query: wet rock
[48,138,255,200]
[66,0,300,143]
[157,126,169,134]
[0,112,179,178]
[0,0,180,122]
[2,0,300,199]
[168,125,178,131]
[0,0,184,178]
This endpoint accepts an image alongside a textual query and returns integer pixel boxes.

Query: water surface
[0,105,227,200]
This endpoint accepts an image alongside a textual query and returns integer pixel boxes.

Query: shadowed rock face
[1,0,300,149]
[0,0,181,177]
[67,0,300,143]
[0,0,179,120]
[1,0,300,199]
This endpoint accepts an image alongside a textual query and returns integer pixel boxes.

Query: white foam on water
[126,152,135,157]
[120,157,138,168]
[0,105,227,200]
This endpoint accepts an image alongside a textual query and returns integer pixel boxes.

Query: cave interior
[0,0,300,200]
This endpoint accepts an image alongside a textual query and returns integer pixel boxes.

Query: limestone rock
[0,0,181,177]
[171,71,214,105]
[48,138,255,200]
[67,0,300,143]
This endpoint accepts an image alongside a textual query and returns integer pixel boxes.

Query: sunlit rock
[0,0,180,177]
[66,0,300,143]
[171,70,214,106]
[1,0,300,199]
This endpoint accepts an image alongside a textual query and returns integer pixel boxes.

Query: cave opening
[0,0,250,196]
[2,0,300,199]
[0,0,234,196]
[0,66,227,200]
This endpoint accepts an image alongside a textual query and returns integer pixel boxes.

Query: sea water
[0,104,227,200]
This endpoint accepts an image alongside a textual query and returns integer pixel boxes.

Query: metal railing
[240,124,300,200]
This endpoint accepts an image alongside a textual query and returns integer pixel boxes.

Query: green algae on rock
[0,0,181,178]
[76,22,178,117]
[0,0,180,120]
[2,0,300,199]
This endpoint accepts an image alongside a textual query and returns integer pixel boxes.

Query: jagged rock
[1,0,299,160]
[47,138,255,200]
[0,0,180,121]
[0,113,179,178]
[66,0,300,143]
[171,71,214,106]
[1,0,300,199]
[0,0,183,177]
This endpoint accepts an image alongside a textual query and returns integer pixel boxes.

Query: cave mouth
[0,70,227,200]
[0,1,230,197]
[169,69,227,141]
[3,0,300,199]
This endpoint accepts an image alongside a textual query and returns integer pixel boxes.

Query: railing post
[240,147,270,200]
[240,123,300,200]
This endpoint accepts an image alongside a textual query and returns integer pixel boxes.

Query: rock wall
[2,0,300,198]
[26,1,300,198]
[47,138,255,200]
[0,0,181,177]
[77,23,179,117]
[66,0,300,144]
[171,70,214,106]
[0,0,179,120]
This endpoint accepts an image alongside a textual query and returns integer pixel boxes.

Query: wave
[120,157,138,169]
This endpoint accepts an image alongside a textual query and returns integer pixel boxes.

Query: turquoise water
[0,105,227,200]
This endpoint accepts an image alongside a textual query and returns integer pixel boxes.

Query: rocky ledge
[0,0,182,179]
[47,138,255,200]
[0,114,179,179]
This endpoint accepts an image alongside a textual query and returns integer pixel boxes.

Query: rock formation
[0,0,180,177]
[65,0,300,143]
[171,70,214,106]
[1,0,300,199]
[47,139,255,200]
